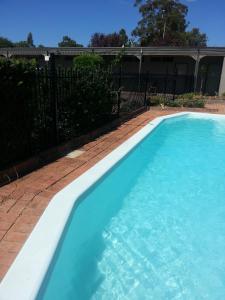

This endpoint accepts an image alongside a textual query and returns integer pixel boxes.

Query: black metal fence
[30,67,117,147]
[0,65,194,170]
[0,66,117,170]
[113,72,194,112]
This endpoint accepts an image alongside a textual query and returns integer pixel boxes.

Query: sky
[0,0,225,47]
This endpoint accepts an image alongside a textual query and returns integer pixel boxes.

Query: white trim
[0,112,224,300]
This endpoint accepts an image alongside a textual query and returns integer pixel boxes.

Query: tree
[14,41,29,47]
[119,29,129,46]
[1,33,36,48]
[27,32,34,47]
[132,0,207,47]
[185,28,207,47]
[58,36,83,47]
[132,0,188,46]
[0,37,14,48]
[90,29,129,47]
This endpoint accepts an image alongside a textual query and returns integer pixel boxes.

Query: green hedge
[0,58,115,169]
[0,58,37,168]
[58,68,114,140]
[73,53,104,69]
[148,93,205,108]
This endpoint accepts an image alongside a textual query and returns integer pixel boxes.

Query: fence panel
[1,66,194,170]
[112,73,147,113]
[0,66,121,170]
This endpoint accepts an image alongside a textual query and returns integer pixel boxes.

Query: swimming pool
[1,112,225,299]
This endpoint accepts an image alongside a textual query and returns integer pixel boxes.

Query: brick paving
[0,105,224,280]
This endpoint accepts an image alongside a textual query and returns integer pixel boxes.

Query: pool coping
[0,111,223,300]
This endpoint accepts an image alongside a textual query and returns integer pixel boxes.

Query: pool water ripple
[38,115,225,300]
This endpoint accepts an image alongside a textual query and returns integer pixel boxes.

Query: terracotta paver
[0,105,224,280]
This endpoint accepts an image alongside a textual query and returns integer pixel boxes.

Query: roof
[1,46,225,57]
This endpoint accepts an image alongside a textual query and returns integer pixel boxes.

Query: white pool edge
[0,111,223,300]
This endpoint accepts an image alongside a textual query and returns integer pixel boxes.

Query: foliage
[27,32,34,47]
[175,93,205,107]
[111,48,126,67]
[12,33,35,48]
[119,29,129,46]
[132,0,207,47]
[168,98,205,108]
[178,92,195,100]
[0,58,37,167]
[58,36,83,47]
[148,92,205,108]
[185,28,207,47]
[14,41,29,47]
[90,29,129,47]
[148,95,164,106]
[181,99,205,108]
[73,54,104,69]
[0,57,115,169]
[133,0,188,46]
[0,37,14,48]
[165,99,181,107]
[222,92,225,97]
[70,54,113,135]
[60,68,114,139]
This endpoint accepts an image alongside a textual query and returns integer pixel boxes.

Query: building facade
[1,47,225,96]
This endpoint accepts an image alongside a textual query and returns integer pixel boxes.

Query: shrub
[148,95,164,106]
[182,99,205,108]
[0,57,115,170]
[177,92,195,100]
[165,99,182,107]
[175,98,205,108]
[173,92,205,108]
[71,55,113,134]
[59,67,114,139]
[0,58,37,167]
[73,54,104,70]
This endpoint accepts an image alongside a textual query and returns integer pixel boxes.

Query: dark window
[151,57,174,62]
[151,57,161,62]
[123,56,139,62]
[163,57,174,62]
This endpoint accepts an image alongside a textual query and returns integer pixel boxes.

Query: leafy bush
[173,92,205,108]
[173,98,205,108]
[182,99,205,108]
[73,54,104,70]
[147,92,205,108]
[59,68,114,139]
[177,92,195,100]
[0,58,37,167]
[0,57,115,169]
[148,95,163,106]
[68,54,114,136]
[165,99,182,107]
[222,92,225,98]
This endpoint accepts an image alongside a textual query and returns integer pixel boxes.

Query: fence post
[144,72,149,107]
[172,66,178,100]
[49,53,59,144]
[117,66,122,117]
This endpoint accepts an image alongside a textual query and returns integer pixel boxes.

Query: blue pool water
[37,115,225,300]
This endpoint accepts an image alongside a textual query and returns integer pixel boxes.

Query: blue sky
[0,0,225,47]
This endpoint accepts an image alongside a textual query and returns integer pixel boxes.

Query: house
[1,46,225,96]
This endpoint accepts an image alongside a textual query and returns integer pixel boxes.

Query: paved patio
[0,105,224,280]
